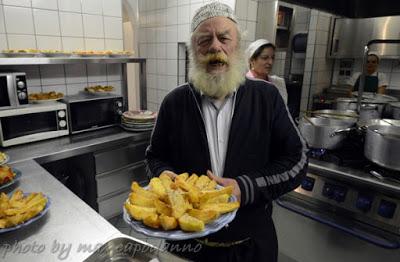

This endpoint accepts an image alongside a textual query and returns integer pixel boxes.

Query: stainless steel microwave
[0,102,69,147]
[0,72,29,109]
[62,94,123,134]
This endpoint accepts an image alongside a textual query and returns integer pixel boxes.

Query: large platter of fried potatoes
[123,173,240,240]
[0,190,50,233]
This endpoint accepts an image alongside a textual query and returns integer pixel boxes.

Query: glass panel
[0,77,11,107]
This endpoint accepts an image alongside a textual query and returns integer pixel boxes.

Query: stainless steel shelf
[0,57,146,65]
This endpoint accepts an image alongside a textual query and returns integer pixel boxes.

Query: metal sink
[84,236,187,262]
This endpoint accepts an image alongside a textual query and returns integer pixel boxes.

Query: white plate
[0,153,9,166]
[121,125,154,132]
[0,168,21,190]
[29,98,62,104]
[123,187,239,240]
[0,194,50,234]
[41,52,71,57]
[1,52,40,57]
[84,90,115,96]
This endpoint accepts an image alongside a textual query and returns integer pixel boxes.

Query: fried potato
[204,180,218,190]
[175,178,201,204]
[178,214,204,232]
[187,209,219,224]
[201,202,240,214]
[129,192,155,208]
[176,172,189,181]
[149,178,167,199]
[154,199,172,216]
[159,173,173,191]
[131,182,158,200]
[186,174,199,186]
[124,202,156,221]
[202,194,230,205]
[199,186,233,204]
[168,191,187,219]
[159,214,178,230]
[194,175,210,190]
[143,214,160,229]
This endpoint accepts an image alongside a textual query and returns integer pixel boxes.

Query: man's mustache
[197,52,229,66]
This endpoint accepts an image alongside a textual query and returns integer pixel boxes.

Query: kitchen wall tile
[104,16,123,39]
[147,88,157,103]
[247,0,258,22]
[18,65,41,86]
[166,59,177,75]
[246,21,256,41]
[139,43,147,57]
[157,89,169,104]
[177,24,189,43]
[309,14,317,31]
[390,72,400,86]
[177,5,190,25]
[7,34,36,49]
[36,35,61,49]
[33,9,60,36]
[190,0,201,4]
[148,59,156,74]
[167,0,177,7]
[146,28,156,43]
[147,74,156,89]
[0,33,8,50]
[189,3,202,21]
[156,43,166,59]
[178,76,185,85]
[29,85,43,93]
[166,75,177,91]
[157,59,166,75]
[166,26,177,43]
[392,62,400,73]
[65,64,87,84]
[85,38,104,50]
[42,84,66,95]
[166,7,177,25]
[166,43,177,59]
[147,102,158,112]
[83,14,104,38]
[58,0,81,12]
[107,64,122,81]
[66,82,86,95]
[317,15,331,31]
[40,64,66,86]
[147,44,156,58]
[235,0,247,20]
[105,39,123,50]
[62,37,84,51]
[32,0,58,10]
[138,30,146,43]
[60,12,83,37]
[178,0,189,5]
[108,80,121,95]
[156,26,166,43]
[103,0,121,17]
[87,64,107,82]
[3,0,30,7]
[4,6,34,34]
[0,7,5,33]
[82,0,102,15]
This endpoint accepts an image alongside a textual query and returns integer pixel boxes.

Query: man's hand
[160,170,177,179]
[207,170,241,202]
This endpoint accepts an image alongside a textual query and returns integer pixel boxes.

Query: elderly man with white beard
[145,2,308,261]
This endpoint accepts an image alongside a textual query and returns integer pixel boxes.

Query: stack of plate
[121,110,157,132]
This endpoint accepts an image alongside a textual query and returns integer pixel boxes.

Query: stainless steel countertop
[0,160,122,261]
[0,128,152,261]
[2,127,151,164]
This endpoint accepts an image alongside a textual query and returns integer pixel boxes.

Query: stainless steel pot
[335,97,392,117]
[389,102,400,120]
[364,125,400,171]
[357,118,400,129]
[298,117,357,149]
[359,104,381,121]
[312,109,358,121]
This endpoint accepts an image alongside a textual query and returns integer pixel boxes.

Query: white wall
[137,0,258,112]
[0,0,124,96]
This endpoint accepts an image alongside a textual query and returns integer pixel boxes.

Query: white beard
[189,48,246,99]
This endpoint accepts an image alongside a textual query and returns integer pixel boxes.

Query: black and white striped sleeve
[236,94,308,206]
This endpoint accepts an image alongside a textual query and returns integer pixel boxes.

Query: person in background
[347,53,388,94]
[145,2,307,262]
[245,39,288,104]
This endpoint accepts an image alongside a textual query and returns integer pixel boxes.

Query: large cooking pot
[389,102,400,120]
[364,125,400,171]
[312,109,358,121]
[298,117,357,149]
[336,98,385,116]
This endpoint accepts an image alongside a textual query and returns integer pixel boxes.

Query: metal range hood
[279,0,400,18]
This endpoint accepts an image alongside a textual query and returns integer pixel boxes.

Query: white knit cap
[191,2,237,32]
[245,39,272,62]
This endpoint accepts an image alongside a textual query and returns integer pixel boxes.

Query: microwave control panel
[15,74,29,105]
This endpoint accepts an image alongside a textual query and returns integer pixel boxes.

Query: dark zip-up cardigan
[145,77,308,241]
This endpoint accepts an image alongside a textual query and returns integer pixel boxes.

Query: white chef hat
[245,39,275,63]
[191,2,238,33]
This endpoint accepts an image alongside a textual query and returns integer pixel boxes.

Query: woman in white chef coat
[347,53,388,94]
[245,39,288,104]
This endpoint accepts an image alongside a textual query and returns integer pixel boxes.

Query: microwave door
[0,75,16,108]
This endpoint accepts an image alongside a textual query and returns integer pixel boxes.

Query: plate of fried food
[0,166,21,190]
[84,85,115,95]
[123,173,240,240]
[40,50,71,57]
[0,152,9,166]
[28,91,64,103]
[1,49,41,57]
[0,189,50,233]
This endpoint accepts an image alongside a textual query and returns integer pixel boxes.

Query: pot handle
[329,127,354,137]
